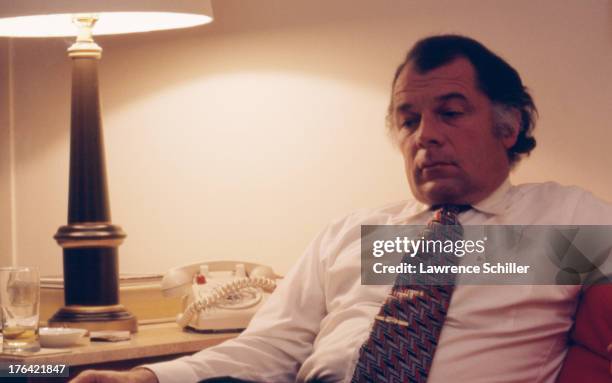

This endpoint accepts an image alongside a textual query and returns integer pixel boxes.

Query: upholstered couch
[556,284,611,382]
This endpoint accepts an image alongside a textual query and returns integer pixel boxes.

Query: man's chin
[415,180,467,205]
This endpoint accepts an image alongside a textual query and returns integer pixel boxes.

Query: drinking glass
[0,266,40,353]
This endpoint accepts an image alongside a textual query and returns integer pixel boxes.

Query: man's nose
[415,112,444,148]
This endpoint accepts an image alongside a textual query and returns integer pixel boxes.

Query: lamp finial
[68,14,102,58]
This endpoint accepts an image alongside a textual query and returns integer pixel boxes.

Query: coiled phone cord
[176,276,276,328]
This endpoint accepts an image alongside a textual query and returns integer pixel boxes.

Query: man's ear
[499,108,521,149]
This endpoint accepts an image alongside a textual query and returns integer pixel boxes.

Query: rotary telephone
[161,261,279,332]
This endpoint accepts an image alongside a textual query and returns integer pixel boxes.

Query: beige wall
[2,0,612,276]
[0,39,12,266]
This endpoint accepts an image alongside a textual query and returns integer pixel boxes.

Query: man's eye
[440,110,463,118]
[401,118,420,130]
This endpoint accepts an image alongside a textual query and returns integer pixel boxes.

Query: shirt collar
[407,178,512,218]
[471,178,512,215]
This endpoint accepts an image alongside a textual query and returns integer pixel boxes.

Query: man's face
[392,57,516,205]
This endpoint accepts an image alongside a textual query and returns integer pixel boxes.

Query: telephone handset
[161,261,279,332]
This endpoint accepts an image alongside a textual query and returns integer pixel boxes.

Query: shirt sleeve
[143,225,331,383]
[570,190,612,285]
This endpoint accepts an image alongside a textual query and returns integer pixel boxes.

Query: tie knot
[431,204,470,225]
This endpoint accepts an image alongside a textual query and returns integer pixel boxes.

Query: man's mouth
[419,161,457,170]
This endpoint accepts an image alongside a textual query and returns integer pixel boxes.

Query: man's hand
[70,368,158,383]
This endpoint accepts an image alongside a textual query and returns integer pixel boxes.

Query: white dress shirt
[147,180,612,382]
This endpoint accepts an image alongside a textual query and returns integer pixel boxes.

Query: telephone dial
[161,261,280,332]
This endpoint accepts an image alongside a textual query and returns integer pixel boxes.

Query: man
[72,35,612,383]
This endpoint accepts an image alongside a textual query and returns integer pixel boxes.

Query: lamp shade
[0,0,213,37]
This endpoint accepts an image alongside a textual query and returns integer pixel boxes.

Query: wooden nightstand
[0,322,236,382]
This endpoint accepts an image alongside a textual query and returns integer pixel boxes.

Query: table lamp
[0,0,214,332]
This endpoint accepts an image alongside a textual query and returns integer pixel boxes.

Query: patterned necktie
[352,205,468,383]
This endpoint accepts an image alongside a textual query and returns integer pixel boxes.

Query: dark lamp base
[48,304,138,333]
